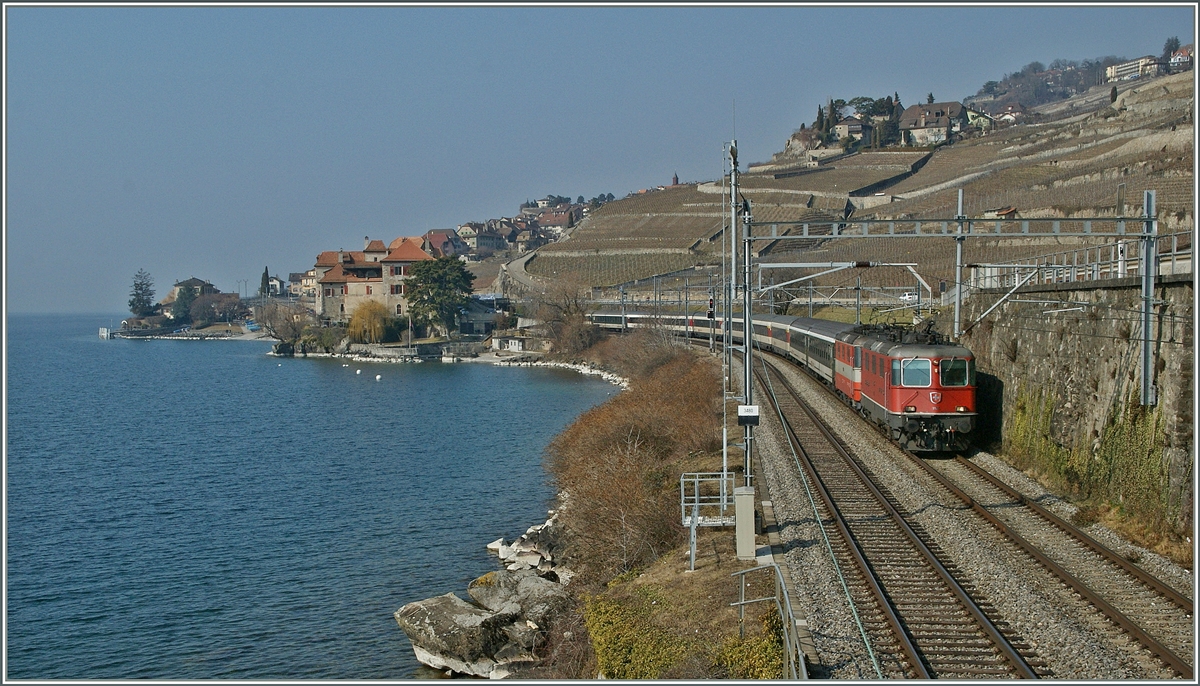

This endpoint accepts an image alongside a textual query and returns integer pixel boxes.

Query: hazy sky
[5,3,1195,313]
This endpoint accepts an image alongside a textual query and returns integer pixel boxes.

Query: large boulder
[467,570,570,627]
[394,592,516,677]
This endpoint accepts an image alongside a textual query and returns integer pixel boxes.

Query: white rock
[497,545,516,561]
[486,538,505,552]
[515,551,543,566]
[506,561,531,571]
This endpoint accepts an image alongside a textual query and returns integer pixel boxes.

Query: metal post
[620,285,626,332]
[742,200,754,487]
[684,277,689,337]
[855,276,861,325]
[954,189,965,340]
[1141,190,1158,406]
[728,141,739,386]
[808,282,813,317]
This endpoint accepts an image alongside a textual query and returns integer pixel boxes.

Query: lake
[5,314,617,678]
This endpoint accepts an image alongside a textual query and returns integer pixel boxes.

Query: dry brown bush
[546,344,722,581]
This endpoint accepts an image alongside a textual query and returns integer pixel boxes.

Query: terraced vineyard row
[524,251,709,287]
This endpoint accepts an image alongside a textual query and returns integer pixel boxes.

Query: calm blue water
[5,314,616,679]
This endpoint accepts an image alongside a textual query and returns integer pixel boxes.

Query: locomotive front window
[900,358,931,386]
[940,358,972,386]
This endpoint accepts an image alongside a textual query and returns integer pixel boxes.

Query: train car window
[968,359,976,385]
[940,358,971,386]
[901,358,932,386]
[891,359,900,385]
[854,346,862,368]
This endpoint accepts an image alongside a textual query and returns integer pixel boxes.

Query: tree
[128,269,156,316]
[534,277,600,354]
[171,285,197,323]
[347,300,390,343]
[406,256,475,336]
[257,299,311,343]
[1163,36,1180,62]
[191,293,243,327]
[1110,86,1118,103]
[927,92,935,104]
[576,195,585,204]
[259,266,270,297]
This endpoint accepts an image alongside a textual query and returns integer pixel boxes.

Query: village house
[994,103,1027,126]
[833,116,873,141]
[422,228,468,258]
[537,207,575,238]
[315,236,434,323]
[457,222,508,254]
[1170,44,1193,71]
[964,106,995,132]
[158,277,220,312]
[898,101,968,146]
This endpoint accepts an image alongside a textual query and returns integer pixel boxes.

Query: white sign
[737,405,760,426]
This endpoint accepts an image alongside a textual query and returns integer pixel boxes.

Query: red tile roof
[383,238,433,262]
[317,264,383,284]
[316,250,369,267]
[365,239,387,252]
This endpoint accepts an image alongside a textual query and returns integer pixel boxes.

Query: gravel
[748,356,1192,679]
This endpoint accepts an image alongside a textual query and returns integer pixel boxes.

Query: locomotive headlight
[905,405,917,412]
[956,406,968,412]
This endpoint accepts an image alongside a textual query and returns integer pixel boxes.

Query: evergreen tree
[814,105,824,132]
[406,256,476,336]
[171,285,197,323]
[927,92,935,104]
[128,269,156,316]
[1162,36,1180,62]
[1110,86,1118,103]
[259,266,270,297]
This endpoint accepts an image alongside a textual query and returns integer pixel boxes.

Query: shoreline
[278,347,631,388]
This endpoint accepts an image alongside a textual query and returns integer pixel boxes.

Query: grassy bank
[524,329,781,678]
[1004,382,1190,567]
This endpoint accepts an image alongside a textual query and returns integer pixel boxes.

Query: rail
[679,472,735,527]
[756,357,1040,678]
[730,563,807,680]
[969,230,1191,289]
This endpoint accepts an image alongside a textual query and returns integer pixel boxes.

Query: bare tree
[257,300,312,343]
[533,277,601,354]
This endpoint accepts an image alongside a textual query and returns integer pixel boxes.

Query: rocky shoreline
[394,510,575,679]
[390,360,626,678]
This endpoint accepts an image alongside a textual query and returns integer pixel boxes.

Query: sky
[5,3,1196,314]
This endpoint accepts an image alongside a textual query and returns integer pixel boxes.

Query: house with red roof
[315,236,433,323]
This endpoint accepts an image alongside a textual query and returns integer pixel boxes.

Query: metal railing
[969,230,1191,290]
[679,472,735,528]
[731,563,807,680]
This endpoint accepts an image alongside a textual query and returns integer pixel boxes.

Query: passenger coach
[591,311,976,451]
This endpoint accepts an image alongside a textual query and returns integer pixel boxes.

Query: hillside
[521,71,1193,297]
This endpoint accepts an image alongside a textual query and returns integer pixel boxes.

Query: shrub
[546,341,721,579]
[584,595,688,679]
[714,610,785,679]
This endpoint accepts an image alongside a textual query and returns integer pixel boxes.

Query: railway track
[755,357,1047,679]
[917,455,1194,678]
[752,347,1194,679]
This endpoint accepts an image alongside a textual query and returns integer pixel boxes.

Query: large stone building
[314,236,433,323]
[898,101,968,146]
[1106,56,1166,82]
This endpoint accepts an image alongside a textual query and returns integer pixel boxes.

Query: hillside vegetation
[525,71,1192,295]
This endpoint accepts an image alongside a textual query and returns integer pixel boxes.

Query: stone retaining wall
[957,274,1192,530]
